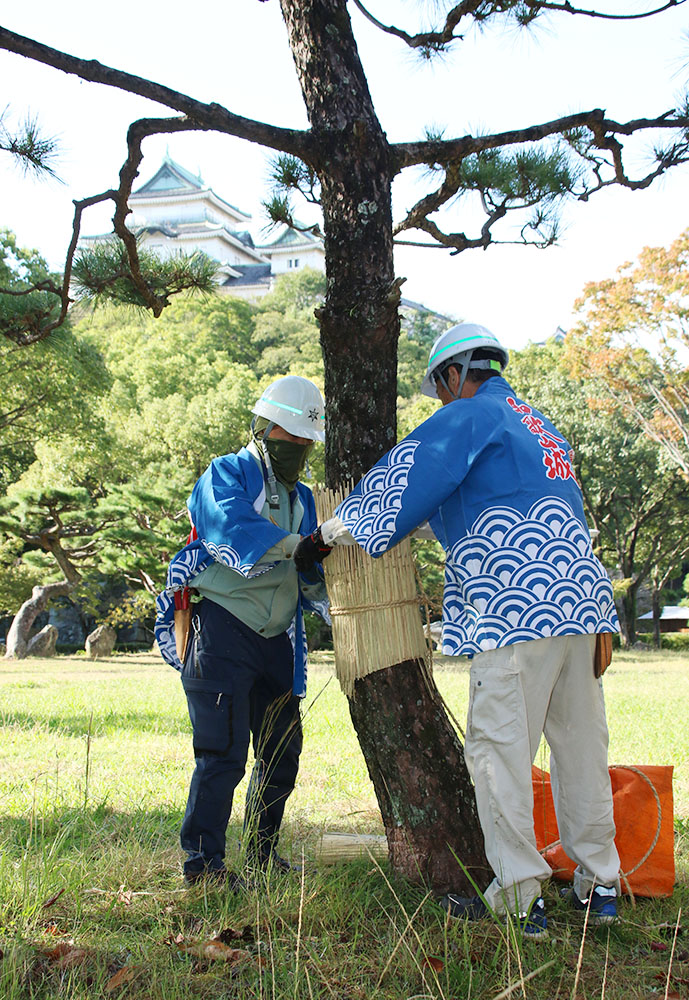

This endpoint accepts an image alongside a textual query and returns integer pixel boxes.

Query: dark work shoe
[184,866,226,887]
[264,852,302,874]
[184,867,246,891]
[442,893,548,940]
[564,885,618,925]
[441,893,489,920]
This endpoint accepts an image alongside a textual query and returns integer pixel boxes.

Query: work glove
[293,527,333,573]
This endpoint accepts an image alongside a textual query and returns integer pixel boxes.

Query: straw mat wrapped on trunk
[314,486,430,696]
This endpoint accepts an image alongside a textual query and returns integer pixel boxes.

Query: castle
[81,154,325,299]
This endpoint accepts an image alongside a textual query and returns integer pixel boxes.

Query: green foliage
[75,295,261,478]
[0,537,41,615]
[397,333,430,400]
[0,226,63,345]
[453,146,578,246]
[0,109,59,178]
[400,305,455,347]
[103,589,156,632]
[411,537,445,618]
[637,631,689,651]
[0,230,108,488]
[72,238,219,309]
[252,268,325,378]
[398,392,438,438]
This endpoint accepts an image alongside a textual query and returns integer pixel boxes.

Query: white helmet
[421,323,509,399]
[252,376,325,441]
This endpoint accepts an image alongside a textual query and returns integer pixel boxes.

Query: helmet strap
[435,369,456,400]
[259,420,280,509]
[436,351,473,401]
[457,352,473,398]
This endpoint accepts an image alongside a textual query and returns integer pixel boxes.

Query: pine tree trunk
[4,580,74,659]
[349,660,488,893]
[619,581,639,647]
[651,585,661,649]
[280,0,489,893]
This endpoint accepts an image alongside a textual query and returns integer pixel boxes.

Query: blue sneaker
[441,893,548,940]
[514,898,549,940]
[566,885,618,925]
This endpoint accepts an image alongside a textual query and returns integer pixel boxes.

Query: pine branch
[393,108,689,170]
[0,108,60,177]
[1,116,220,343]
[352,0,685,53]
[0,25,312,158]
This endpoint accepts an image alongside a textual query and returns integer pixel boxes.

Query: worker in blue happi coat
[318,323,621,938]
[156,376,331,886]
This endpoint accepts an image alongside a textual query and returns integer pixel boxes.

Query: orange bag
[532,764,675,897]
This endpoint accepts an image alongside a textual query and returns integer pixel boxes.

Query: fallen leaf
[105,965,141,992]
[49,946,89,970]
[423,955,444,972]
[41,889,66,910]
[40,921,63,936]
[43,942,75,960]
[651,942,669,952]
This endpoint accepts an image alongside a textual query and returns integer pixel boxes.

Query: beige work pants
[464,633,620,914]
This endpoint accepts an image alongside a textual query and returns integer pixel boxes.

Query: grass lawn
[0,648,686,998]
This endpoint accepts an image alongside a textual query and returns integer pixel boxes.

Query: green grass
[0,649,686,998]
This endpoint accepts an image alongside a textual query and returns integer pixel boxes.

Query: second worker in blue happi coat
[318,324,621,934]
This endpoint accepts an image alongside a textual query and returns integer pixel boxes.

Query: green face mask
[263,438,313,492]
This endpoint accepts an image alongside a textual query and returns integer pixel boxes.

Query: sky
[1,0,688,352]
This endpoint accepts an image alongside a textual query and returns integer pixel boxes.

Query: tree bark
[280,0,487,893]
[349,660,489,892]
[4,580,74,659]
[651,583,661,649]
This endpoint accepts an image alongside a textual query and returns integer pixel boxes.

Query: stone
[85,624,117,659]
[27,624,59,657]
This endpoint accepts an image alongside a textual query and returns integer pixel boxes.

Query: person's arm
[189,453,292,574]
[334,406,471,557]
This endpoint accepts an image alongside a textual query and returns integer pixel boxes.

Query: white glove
[320,515,357,546]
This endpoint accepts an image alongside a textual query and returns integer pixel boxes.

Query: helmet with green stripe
[252,375,325,441]
[421,323,508,400]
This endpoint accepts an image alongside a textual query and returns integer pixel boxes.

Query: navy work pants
[180,598,302,876]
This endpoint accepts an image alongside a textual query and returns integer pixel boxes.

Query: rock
[85,624,117,659]
[27,624,59,657]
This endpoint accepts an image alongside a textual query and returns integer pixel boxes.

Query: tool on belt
[594,632,613,678]
[174,525,197,663]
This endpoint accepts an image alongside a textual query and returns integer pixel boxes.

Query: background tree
[0,230,106,489]
[571,227,689,476]
[0,480,110,658]
[2,0,689,892]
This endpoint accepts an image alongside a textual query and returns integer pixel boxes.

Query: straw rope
[314,485,430,696]
[329,597,420,616]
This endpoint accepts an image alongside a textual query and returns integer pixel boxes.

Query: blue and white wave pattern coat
[155,447,328,694]
[335,377,618,656]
